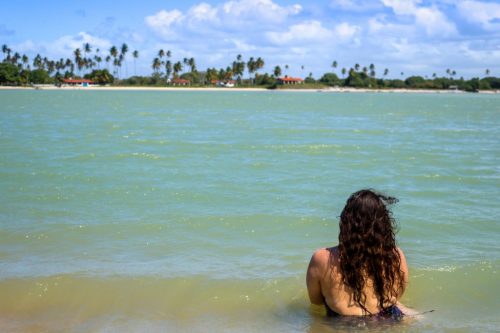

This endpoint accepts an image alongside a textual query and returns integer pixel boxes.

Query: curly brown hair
[337,189,405,314]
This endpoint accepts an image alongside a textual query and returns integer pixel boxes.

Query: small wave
[115,152,162,160]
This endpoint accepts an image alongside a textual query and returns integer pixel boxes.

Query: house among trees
[211,80,236,87]
[62,78,94,87]
[171,78,190,86]
[277,76,304,85]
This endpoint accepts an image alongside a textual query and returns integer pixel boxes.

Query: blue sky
[1,0,499,78]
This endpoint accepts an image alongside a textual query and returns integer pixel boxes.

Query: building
[171,78,190,86]
[211,80,236,87]
[62,78,94,87]
[276,76,304,85]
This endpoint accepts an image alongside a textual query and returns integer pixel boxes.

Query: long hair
[337,189,405,314]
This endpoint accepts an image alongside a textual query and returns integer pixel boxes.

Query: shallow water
[0,90,499,332]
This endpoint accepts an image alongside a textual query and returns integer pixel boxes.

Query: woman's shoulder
[310,246,339,267]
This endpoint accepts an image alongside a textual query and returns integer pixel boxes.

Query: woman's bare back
[306,246,409,316]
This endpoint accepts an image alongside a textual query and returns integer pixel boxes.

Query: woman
[306,189,411,319]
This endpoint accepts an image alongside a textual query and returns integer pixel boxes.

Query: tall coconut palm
[369,63,375,78]
[188,57,196,73]
[332,60,338,72]
[120,43,128,78]
[341,67,346,78]
[21,54,29,70]
[132,50,139,76]
[354,63,360,71]
[105,55,111,71]
[84,43,91,60]
[94,55,102,69]
[2,44,8,61]
[273,65,282,77]
[485,69,490,76]
[247,57,255,83]
[74,48,82,75]
[165,60,172,80]
[383,68,389,77]
[109,46,118,76]
[255,57,264,73]
[173,61,182,78]
[152,57,161,74]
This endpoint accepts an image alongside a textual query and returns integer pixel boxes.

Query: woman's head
[337,189,404,313]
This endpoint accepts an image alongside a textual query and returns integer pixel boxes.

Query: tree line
[0,42,498,91]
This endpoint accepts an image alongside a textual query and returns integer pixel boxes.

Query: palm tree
[109,46,118,75]
[74,48,82,75]
[485,69,490,76]
[120,43,128,78]
[152,57,161,74]
[255,57,264,75]
[383,68,389,77]
[166,50,171,58]
[2,44,8,61]
[105,55,111,71]
[158,49,165,59]
[94,55,102,69]
[21,54,29,70]
[188,57,196,72]
[354,63,360,71]
[273,65,282,77]
[341,67,346,78]
[165,60,172,80]
[173,61,182,78]
[332,60,338,72]
[232,54,245,81]
[84,43,91,59]
[285,64,289,75]
[247,57,256,82]
[132,50,139,76]
[369,63,375,78]
[118,54,124,78]
[33,54,43,70]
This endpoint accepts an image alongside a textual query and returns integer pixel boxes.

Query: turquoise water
[0,90,499,332]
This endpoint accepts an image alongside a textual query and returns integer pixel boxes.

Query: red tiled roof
[278,77,304,82]
[62,78,93,83]
[172,78,190,83]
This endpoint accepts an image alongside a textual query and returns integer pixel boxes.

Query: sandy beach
[1,85,498,94]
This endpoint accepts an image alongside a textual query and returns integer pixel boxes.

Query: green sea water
[0,90,499,332]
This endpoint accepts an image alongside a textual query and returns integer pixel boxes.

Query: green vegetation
[0,42,498,92]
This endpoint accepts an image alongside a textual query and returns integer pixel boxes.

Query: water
[0,90,499,332]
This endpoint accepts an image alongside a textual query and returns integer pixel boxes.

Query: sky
[1,0,499,79]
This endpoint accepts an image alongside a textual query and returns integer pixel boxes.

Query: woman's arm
[306,250,326,305]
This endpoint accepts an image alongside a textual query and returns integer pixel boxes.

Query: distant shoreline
[0,85,498,94]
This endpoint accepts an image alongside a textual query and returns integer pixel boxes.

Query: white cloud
[381,0,456,36]
[229,39,257,52]
[381,0,420,15]
[51,32,112,55]
[187,3,219,23]
[333,22,361,41]
[12,32,112,61]
[457,0,500,30]
[266,21,333,45]
[331,0,383,12]
[145,10,184,37]
[222,0,302,22]
[414,7,456,36]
